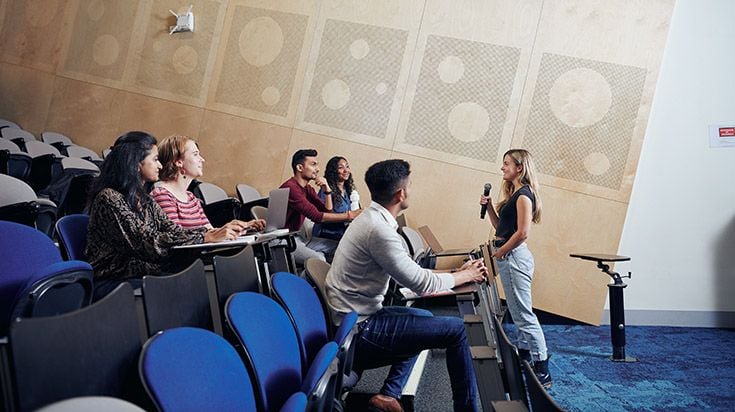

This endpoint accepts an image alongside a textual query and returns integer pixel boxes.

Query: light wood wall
[0,0,674,324]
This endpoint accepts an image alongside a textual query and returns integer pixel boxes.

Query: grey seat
[141,259,213,337]
[0,139,32,181]
[195,181,242,227]
[66,145,102,162]
[251,205,268,220]
[304,258,336,334]
[0,119,20,129]
[1,128,35,144]
[41,132,74,154]
[9,283,146,411]
[36,396,146,412]
[41,131,73,146]
[0,174,57,234]
[44,158,99,217]
[399,226,427,263]
[212,245,263,327]
[236,183,262,203]
[24,140,64,192]
[236,183,268,221]
[198,182,229,204]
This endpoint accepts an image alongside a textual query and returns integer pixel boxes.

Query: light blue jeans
[292,234,338,264]
[496,243,548,361]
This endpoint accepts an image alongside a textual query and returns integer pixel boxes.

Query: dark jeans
[354,306,479,412]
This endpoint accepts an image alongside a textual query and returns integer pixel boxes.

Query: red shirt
[150,186,211,229]
[280,177,328,232]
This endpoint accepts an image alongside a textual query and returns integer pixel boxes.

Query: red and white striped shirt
[150,186,210,229]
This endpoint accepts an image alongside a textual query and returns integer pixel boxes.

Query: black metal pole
[608,282,638,362]
[608,283,626,360]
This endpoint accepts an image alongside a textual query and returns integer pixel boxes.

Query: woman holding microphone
[480,148,552,388]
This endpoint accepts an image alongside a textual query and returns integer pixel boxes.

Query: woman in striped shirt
[151,135,265,235]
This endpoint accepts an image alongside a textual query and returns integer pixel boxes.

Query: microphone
[480,183,492,219]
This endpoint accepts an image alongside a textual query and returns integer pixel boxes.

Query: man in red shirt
[280,149,361,264]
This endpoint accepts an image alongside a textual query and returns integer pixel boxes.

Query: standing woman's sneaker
[533,359,553,389]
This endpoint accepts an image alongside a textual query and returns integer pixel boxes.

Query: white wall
[614,0,735,327]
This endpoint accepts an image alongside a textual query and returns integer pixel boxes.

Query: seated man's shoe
[533,359,553,389]
[368,394,403,412]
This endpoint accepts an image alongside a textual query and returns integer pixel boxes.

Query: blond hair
[496,149,542,223]
[157,135,196,182]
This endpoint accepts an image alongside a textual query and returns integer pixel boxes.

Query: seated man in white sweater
[326,159,487,412]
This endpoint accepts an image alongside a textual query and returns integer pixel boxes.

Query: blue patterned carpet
[537,324,735,411]
[347,303,735,411]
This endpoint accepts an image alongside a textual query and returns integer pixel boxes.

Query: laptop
[176,188,291,249]
[263,187,289,233]
[417,225,476,257]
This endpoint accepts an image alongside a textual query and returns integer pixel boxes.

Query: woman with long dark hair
[86,131,237,299]
[314,156,359,240]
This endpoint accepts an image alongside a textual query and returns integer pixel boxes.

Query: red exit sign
[720,127,735,137]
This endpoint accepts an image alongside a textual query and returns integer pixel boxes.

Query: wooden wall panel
[44,76,125,153]
[0,0,72,72]
[115,92,205,141]
[125,0,227,107]
[394,0,541,171]
[295,0,424,149]
[513,0,674,202]
[59,0,145,88]
[197,110,293,196]
[207,0,318,126]
[0,63,55,134]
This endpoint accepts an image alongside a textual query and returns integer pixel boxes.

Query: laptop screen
[264,187,289,232]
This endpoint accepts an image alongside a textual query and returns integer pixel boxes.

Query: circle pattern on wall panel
[303,19,408,139]
[133,1,223,100]
[63,0,138,82]
[87,0,105,21]
[0,0,64,66]
[25,0,58,27]
[239,16,284,67]
[523,53,647,190]
[213,6,308,117]
[92,34,120,66]
[404,35,520,163]
[549,68,612,128]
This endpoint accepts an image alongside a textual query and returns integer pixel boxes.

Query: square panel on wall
[522,53,647,190]
[210,5,309,119]
[128,0,225,106]
[301,19,408,141]
[400,35,521,165]
[60,0,141,86]
[0,0,68,72]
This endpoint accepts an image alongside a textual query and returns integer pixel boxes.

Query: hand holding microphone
[479,183,492,219]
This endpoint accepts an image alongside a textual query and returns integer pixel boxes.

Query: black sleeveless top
[495,185,535,240]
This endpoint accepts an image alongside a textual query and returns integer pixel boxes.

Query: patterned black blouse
[86,188,206,281]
